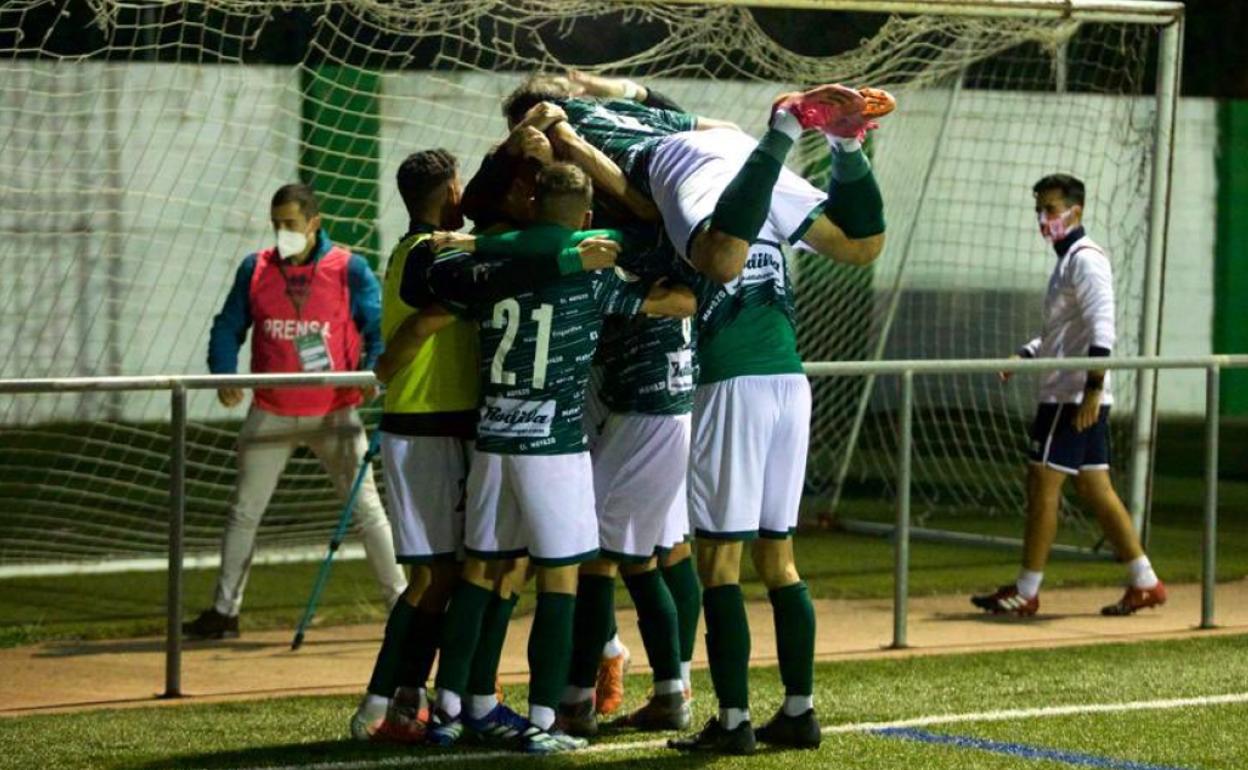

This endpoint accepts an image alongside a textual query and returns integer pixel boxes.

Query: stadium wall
[0,65,1218,421]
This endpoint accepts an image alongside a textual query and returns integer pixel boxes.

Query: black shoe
[182,608,239,640]
[668,717,755,755]
[556,698,598,737]
[755,708,822,749]
[614,691,691,731]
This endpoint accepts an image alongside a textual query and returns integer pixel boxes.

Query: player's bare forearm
[802,215,885,267]
[374,306,455,383]
[567,70,649,102]
[694,116,742,132]
[641,283,696,318]
[548,122,659,222]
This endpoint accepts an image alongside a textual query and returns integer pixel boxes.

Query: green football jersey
[434,224,651,455]
[680,236,804,385]
[596,235,698,415]
[559,97,697,193]
[597,315,696,416]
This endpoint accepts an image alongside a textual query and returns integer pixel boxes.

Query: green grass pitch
[0,634,1244,769]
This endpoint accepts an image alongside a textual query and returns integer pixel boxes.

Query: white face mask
[276,228,309,259]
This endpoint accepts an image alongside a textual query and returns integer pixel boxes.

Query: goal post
[0,0,1184,575]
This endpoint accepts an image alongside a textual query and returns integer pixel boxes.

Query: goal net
[0,0,1167,574]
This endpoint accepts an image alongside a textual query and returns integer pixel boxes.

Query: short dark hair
[271,183,319,217]
[397,149,458,216]
[1032,174,1085,207]
[535,162,592,220]
[502,74,574,126]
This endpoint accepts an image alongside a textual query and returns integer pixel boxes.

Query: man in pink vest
[184,183,406,640]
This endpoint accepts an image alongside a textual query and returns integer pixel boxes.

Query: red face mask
[1037,208,1075,244]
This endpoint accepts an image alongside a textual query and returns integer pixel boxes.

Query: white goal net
[0,0,1169,572]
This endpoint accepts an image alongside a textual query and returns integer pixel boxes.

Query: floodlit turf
[0,634,1244,770]
[3,473,1247,647]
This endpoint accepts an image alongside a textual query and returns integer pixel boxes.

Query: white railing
[1,351,1240,696]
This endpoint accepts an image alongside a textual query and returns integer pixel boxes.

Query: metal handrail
[6,354,1248,394]
[1,352,1238,691]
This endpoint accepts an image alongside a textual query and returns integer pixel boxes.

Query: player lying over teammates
[500,72,891,281]
[351,73,891,755]
[972,174,1166,618]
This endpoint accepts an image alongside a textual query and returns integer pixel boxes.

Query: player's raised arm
[566,69,738,131]
[546,119,659,222]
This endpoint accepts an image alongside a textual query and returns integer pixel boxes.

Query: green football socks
[396,608,443,691]
[467,593,518,697]
[528,591,577,710]
[365,599,417,698]
[624,569,682,683]
[568,575,616,689]
[662,556,702,666]
[825,140,884,238]
[769,581,816,696]
[708,128,795,244]
[433,581,492,697]
[703,584,751,709]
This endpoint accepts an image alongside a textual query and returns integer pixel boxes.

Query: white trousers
[213,406,406,616]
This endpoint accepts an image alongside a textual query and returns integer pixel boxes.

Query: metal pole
[892,370,913,649]
[1127,16,1184,537]
[163,384,186,699]
[651,0,1185,25]
[1201,366,1219,629]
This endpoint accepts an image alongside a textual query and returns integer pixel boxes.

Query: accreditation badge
[294,332,332,372]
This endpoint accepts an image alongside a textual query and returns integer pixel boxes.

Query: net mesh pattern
[0,0,1156,568]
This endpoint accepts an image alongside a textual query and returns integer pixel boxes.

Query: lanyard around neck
[274,252,319,319]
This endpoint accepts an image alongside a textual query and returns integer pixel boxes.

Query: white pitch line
[220,691,1248,770]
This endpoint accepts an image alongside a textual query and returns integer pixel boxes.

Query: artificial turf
[0,633,1244,770]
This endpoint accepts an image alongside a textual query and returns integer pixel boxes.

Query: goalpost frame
[652,0,1186,541]
[644,0,1184,24]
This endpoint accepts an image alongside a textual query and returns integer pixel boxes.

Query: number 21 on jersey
[489,299,554,389]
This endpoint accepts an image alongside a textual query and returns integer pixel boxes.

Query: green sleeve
[472,228,580,276]
[602,99,696,133]
[474,227,626,276]
[474,228,567,258]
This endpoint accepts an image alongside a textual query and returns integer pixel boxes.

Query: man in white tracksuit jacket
[972,173,1166,619]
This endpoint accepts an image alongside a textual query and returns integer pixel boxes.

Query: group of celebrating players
[347,71,891,755]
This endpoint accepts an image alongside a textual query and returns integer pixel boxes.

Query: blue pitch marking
[875,727,1194,770]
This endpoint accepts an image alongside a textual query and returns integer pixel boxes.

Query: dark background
[2,1,1243,97]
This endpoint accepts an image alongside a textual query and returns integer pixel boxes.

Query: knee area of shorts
[661,542,692,567]
[758,563,801,590]
[405,565,433,591]
[751,547,798,588]
[696,541,743,586]
[619,558,657,578]
[536,565,580,594]
[460,558,493,590]
[580,558,620,578]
